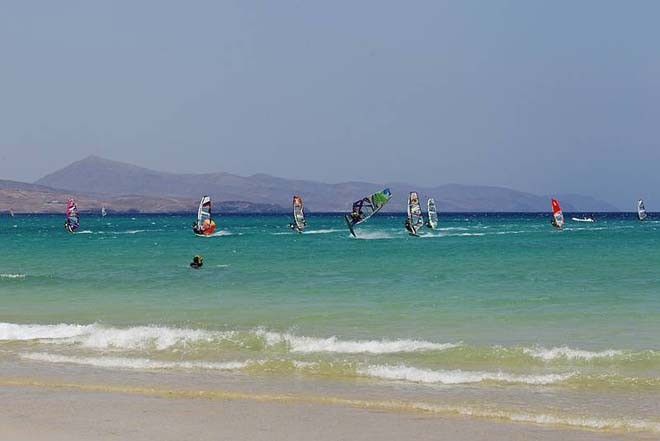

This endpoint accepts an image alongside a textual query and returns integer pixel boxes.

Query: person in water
[190,255,203,269]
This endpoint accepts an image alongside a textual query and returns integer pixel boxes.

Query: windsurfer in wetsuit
[404,218,415,235]
[350,207,362,224]
[190,255,203,269]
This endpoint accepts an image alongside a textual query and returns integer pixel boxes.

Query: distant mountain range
[0,155,619,214]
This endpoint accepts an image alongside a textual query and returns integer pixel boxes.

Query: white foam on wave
[410,402,660,434]
[305,229,341,235]
[0,323,95,341]
[20,352,250,371]
[0,273,26,279]
[206,230,236,237]
[76,230,94,234]
[70,325,224,350]
[351,231,396,240]
[0,322,231,350]
[523,346,624,361]
[256,330,459,354]
[2,323,459,354]
[360,364,574,385]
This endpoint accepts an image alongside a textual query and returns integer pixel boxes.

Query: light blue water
[1,213,659,432]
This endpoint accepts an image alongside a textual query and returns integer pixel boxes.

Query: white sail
[292,195,305,232]
[407,192,423,234]
[637,199,647,221]
[426,198,438,229]
[197,196,212,229]
[101,206,107,217]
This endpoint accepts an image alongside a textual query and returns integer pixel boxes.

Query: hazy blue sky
[1,1,658,209]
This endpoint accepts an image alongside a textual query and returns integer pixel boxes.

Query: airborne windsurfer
[350,206,362,223]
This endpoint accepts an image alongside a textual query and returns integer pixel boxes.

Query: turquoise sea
[1,213,659,434]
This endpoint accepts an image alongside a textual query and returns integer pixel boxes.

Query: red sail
[551,198,561,215]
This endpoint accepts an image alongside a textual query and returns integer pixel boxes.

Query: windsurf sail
[101,206,107,217]
[551,198,564,229]
[64,199,80,233]
[291,195,306,232]
[637,199,647,221]
[407,192,423,234]
[193,195,216,235]
[345,188,392,236]
[9,209,14,218]
[426,198,438,229]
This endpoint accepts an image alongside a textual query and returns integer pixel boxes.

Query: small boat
[571,216,595,223]
[425,198,438,229]
[64,199,80,233]
[344,188,392,237]
[550,198,564,229]
[192,196,217,236]
[637,199,647,221]
[405,192,423,236]
[289,195,306,233]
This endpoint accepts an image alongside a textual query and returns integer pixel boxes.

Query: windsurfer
[404,218,415,235]
[190,255,203,269]
[350,208,361,223]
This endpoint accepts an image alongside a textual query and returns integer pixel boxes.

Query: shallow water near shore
[1,213,659,434]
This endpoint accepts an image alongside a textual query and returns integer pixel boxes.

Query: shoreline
[0,368,657,440]
[1,378,653,441]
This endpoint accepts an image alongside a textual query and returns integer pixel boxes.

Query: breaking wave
[359,364,575,385]
[0,323,459,354]
[0,273,26,280]
[256,330,460,354]
[20,352,250,371]
[523,346,624,361]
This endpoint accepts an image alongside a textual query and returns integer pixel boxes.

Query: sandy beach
[0,382,644,441]
[0,361,655,441]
